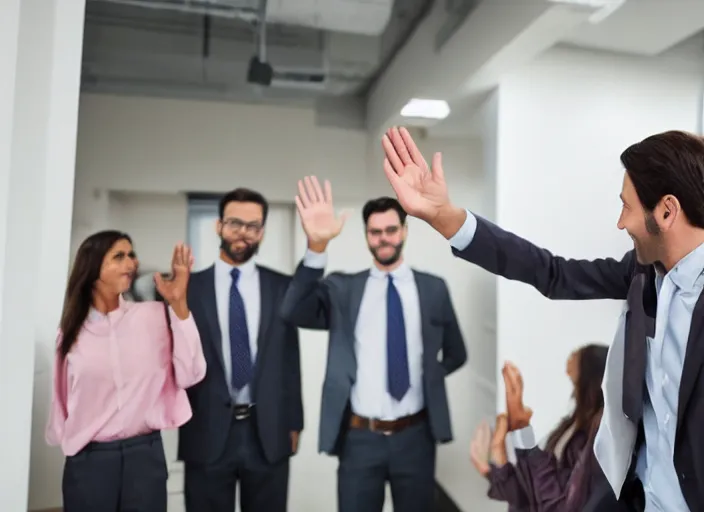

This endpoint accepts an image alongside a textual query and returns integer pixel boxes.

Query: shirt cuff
[448,210,478,251]
[510,425,537,450]
[303,249,327,269]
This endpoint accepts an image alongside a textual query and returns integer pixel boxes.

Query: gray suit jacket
[279,261,467,455]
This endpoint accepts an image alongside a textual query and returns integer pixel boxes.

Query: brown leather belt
[349,409,427,436]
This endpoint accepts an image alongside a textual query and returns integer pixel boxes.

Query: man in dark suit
[178,188,303,512]
[280,177,467,512]
[381,127,704,511]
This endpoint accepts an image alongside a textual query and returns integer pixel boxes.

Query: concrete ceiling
[81,0,432,113]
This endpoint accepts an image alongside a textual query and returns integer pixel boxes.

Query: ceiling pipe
[90,0,260,23]
[256,0,267,61]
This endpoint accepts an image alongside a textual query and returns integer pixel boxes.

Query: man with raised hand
[381,126,704,511]
[280,176,467,512]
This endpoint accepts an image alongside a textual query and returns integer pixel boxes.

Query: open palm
[295,176,347,243]
[382,127,450,222]
[154,243,194,303]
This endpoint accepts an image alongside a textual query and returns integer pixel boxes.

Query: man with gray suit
[280,176,467,512]
[179,188,303,512]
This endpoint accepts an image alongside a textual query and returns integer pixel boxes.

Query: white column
[484,47,700,440]
[0,0,86,510]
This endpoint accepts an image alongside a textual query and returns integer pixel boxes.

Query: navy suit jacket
[453,215,704,510]
[177,264,303,465]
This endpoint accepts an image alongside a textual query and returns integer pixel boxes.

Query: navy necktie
[387,274,410,401]
[229,268,252,390]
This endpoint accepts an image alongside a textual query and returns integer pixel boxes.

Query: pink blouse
[46,297,206,456]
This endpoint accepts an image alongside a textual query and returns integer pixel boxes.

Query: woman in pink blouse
[46,230,207,512]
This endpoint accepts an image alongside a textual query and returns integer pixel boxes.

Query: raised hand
[490,414,509,467]
[503,361,533,431]
[295,176,347,246]
[154,243,194,306]
[470,420,492,477]
[381,126,451,223]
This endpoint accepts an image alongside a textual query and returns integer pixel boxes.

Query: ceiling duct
[92,0,396,36]
[266,0,395,36]
[91,0,261,22]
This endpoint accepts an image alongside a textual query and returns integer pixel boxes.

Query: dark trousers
[184,415,290,512]
[62,431,167,512]
[337,420,436,512]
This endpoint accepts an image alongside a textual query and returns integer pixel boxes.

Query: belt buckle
[233,404,251,420]
[369,419,392,436]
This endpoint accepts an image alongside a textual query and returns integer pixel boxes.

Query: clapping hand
[154,243,194,315]
[295,176,348,247]
[471,414,510,477]
[490,414,509,467]
[503,361,533,431]
[470,420,492,476]
[381,127,451,224]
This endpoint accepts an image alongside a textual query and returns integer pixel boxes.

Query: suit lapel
[347,271,369,336]
[198,266,226,375]
[254,266,275,379]
[677,290,704,435]
[413,271,433,357]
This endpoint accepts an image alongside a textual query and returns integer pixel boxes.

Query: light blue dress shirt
[449,210,704,511]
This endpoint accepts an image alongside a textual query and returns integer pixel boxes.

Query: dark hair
[544,344,609,511]
[362,196,407,225]
[58,230,132,361]
[545,343,608,454]
[620,130,704,228]
[218,188,269,224]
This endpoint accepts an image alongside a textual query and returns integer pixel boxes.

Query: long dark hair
[545,343,608,453]
[58,230,132,361]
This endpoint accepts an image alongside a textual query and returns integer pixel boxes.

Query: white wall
[29,95,499,511]
[486,45,704,441]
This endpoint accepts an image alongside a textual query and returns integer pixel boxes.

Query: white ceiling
[430,0,704,139]
[562,0,704,56]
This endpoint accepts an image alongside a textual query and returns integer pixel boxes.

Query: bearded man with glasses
[178,188,303,512]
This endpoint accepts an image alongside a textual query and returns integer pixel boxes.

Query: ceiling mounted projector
[247,56,274,86]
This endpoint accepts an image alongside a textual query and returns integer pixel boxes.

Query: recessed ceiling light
[400,98,450,120]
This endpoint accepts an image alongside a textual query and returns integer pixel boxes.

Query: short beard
[645,212,661,235]
[370,241,404,266]
[220,237,259,264]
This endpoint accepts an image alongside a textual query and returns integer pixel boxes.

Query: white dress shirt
[449,209,704,510]
[303,250,425,420]
[214,257,260,404]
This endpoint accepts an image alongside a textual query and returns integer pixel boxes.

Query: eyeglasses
[367,225,401,237]
[222,217,263,234]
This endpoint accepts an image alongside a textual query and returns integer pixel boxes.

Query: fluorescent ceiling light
[548,0,626,24]
[400,98,450,120]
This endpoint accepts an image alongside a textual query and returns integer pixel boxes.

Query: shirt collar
[369,261,413,281]
[667,242,704,291]
[87,294,130,324]
[215,256,257,280]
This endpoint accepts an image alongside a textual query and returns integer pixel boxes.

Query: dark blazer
[177,265,303,465]
[488,429,624,512]
[279,262,467,455]
[487,431,588,512]
[453,215,704,510]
